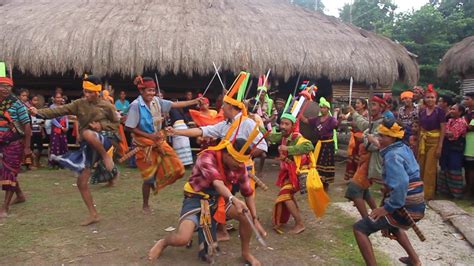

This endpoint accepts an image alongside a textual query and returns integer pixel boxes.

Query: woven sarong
[0,131,23,191]
[272,182,297,227]
[135,134,185,192]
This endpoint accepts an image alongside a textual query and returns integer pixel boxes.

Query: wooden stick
[202,64,221,97]
[118,147,141,163]
[249,173,269,191]
[399,207,426,242]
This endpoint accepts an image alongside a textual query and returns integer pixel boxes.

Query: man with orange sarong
[125,76,202,214]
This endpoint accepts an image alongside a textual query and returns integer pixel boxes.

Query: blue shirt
[0,96,31,132]
[115,99,130,115]
[380,141,423,213]
[125,96,172,134]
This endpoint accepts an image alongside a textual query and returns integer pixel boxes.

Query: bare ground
[1,158,472,265]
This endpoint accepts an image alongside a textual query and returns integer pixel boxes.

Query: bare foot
[80,215,100,226]
[148,239,166,261]
[0,210,8,219]
[103,156,114,172]
[243,253,261,266]
[289,224,305,234]
[399,256,421,266]
[104,179,116,188]
[12,196,26,205]
[217,229,230,242]
[142,206,153,215]
[273,226,284,234]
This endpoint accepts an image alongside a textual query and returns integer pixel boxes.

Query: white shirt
[201,112,268,152]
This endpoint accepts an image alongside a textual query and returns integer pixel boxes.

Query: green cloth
[465,119,474,157]
[38,98,119,134]
[268,132,314,156]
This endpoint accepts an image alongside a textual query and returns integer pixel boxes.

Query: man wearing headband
[125,76,203,214]
[148,138,261,266]
[398,90,418,140]
[30,75,119,226]
[167,72,268,241]
[353,119,424,266]
[267,112,315,234]
[349,94,391,184]
[0,76,31,218]
[252,75,277,128]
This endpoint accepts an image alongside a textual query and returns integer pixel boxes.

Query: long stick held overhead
[292,51,308,96]
[349,76,353,106]
[202,64,221,97]
[154,73,161,97]
[212,62,226,92]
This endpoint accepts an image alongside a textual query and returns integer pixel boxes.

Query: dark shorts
[353,216,399,236]
[179,196,217,228]
[345,182,371,201]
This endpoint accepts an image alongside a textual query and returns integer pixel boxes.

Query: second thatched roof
[0,0,419,86]
[438,35,474,78]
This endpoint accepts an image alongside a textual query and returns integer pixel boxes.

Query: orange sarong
[134,134,185,192]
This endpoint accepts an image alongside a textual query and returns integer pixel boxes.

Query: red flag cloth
[189,109,224,126]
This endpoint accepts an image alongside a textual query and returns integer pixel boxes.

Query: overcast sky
[324,0,429,17]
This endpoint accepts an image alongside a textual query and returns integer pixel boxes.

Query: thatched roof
[438,35,474,78]
[0,0,418,86]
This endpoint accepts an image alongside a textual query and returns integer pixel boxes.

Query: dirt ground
[0,158,473,265]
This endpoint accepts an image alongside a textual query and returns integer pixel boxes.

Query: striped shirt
[0,96,31,132]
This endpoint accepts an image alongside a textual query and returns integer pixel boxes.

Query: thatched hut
[438,35,474,95]
[0,0,418,100]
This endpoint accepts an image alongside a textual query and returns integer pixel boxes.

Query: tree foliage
[290,0,325,13]
[339,0,474,93]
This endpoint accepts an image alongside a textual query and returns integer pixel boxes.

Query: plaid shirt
[189,150,253,197]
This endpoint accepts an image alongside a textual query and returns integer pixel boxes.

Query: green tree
[392,2,473,91]
[290,0,325,13]
[339,0,397,36]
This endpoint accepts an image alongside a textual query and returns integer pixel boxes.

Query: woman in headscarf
[398,90,419,141]
[0,76,31,217]
[417,84,446,200]
[301,97,338,189]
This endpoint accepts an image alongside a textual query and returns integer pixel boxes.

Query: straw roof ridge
[0,0,418,86]
[438,35,474,78]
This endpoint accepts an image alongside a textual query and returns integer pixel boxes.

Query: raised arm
[171,98,201,109]
[34,101,78,119]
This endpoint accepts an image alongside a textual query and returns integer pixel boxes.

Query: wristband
[228,195,235,205]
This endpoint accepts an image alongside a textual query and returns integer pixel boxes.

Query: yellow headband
[224,95,247,116]
[378,123,404,139]
[83,81,102,92]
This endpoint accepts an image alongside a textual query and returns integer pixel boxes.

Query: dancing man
[353,119,425,266]
[125,76,202,214]
[148,138,261,265]
[29,75,119,225]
